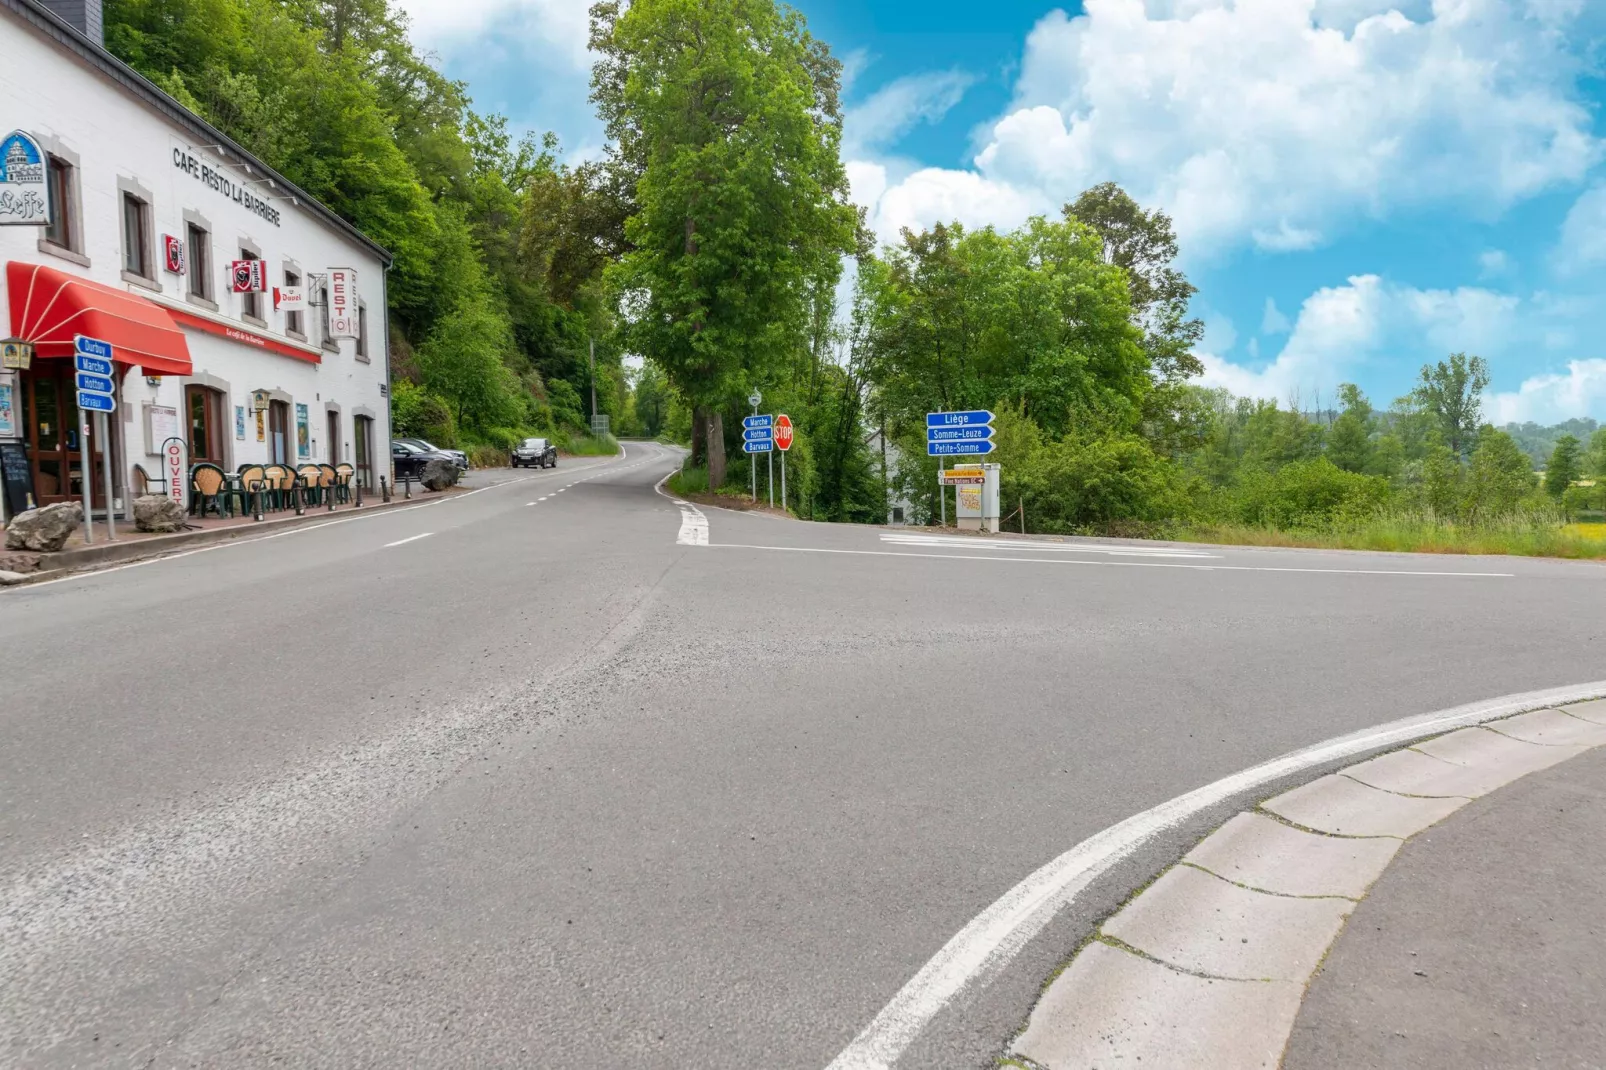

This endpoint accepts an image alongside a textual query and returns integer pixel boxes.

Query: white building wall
[0,5,390,508]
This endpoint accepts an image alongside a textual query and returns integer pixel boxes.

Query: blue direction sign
[927,426,993,443]
[743,426,773,443]
[742,414,773,430]
[926,409,994,428]
[73,352,114,377]
[928,438,996,456]
[77,390,115,413]
[74,334,113,360]
[75,372,114,395]
[743,437,773,454]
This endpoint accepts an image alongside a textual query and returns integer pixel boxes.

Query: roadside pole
[98,411,115,540]
[749,392,761,502]
[78,407,93,544]
[780,451,786,512]
[767,450,774,509]
[938,468,944,528]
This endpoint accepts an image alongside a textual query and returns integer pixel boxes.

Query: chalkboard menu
[1,441,32,517]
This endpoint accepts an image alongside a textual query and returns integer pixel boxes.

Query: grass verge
[1179,510,1606,559]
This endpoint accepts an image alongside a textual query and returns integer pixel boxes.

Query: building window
[121,192,151,279]
[283,268,303,336]
[356,303,368,360]
[43,155,75,250]
[240,250,262,321]
[186,223,211,300]
[317,282,333,350]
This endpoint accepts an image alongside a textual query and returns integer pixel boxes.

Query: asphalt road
[3,440,1605,1068]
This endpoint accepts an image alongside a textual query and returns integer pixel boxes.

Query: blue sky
[400,0,1606,424]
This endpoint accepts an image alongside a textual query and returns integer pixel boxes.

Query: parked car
[391,440,455,481]
[512,437,558,468]
[396,437,468,471]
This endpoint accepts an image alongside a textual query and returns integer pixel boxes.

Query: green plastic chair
[190,463,229,518]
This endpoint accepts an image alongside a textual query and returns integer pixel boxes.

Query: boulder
[0,570,27,585]
[4,502,83,552]
[0,551,40,574]
[420,458,461,492]
[133,493,186,533]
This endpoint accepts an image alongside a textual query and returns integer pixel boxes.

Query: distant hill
[1502,418,1600,465]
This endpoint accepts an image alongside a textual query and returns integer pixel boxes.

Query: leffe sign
[0,130,48,225]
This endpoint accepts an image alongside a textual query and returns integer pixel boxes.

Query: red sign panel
[168,309,321,364]
[162,234,186,274]
[230,259,266,293]
[775,413,794,451]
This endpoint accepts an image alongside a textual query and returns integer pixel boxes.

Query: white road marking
[677,501,709,546]
[383,532,433,548]
[713,543,1513,578]
[881,533,1217,559]
[824,679,1606,1070]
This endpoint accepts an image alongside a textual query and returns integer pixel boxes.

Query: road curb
[1007,699,1606,1070]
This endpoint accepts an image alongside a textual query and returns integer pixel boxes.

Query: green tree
[1326,383,1375,473]
[1545,434,1582,498]
[1409,352,1490,460]
[1585,427,1606,477]
[631,362,671,438]
[417,292,523,431]
[592,0,856,489]
[1463,428,1535,519]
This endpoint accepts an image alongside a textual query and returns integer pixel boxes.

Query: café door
[21,364,107,508]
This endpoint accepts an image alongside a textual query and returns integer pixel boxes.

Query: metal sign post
[77,406,92,544]
[927,409,996,529]
[747,393,762,501]
[73,335,118,543]
[98,411,116,539]
[742,407,773,501]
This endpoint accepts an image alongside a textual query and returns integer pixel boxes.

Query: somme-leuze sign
[0,130,49,225]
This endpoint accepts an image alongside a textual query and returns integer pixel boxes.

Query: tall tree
[1545,434,1582,498]
[1325,383,1375,473]
[591,0,855,488]
[1410,352,1490,460]
[1064,183,1203,384]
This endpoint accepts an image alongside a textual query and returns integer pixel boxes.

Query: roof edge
[3,0,394,267]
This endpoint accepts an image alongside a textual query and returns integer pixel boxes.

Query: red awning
[6,261,193,376]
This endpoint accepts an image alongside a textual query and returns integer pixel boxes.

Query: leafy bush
[483,427,522,452]
[466,444,507,469]
[1219,458,1390,529]
[1016,432,1188,533]
[390,379,456,444]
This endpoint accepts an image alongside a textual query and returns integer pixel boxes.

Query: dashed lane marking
[382,533,434,548]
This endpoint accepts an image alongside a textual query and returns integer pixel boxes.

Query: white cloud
[398,0,587,63]
[1261,298,1291,335]
[855,0,1597,252]
[866,167,1049,242]
[1554,185,1606,274]
[1195,274,1520,402]
[1491,360,1606,424]
[843,70,975,159]
[1479,249,1510,278]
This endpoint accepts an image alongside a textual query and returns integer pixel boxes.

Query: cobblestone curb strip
[1008,700,1606,1069]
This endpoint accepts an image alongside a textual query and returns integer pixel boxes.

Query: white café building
[0,0,392,522]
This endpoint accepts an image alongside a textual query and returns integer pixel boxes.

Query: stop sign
[774,413,794,451]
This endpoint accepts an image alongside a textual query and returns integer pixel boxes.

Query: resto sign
[328,267,357,337]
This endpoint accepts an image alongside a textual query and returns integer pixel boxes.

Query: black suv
[512,437,557,468]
